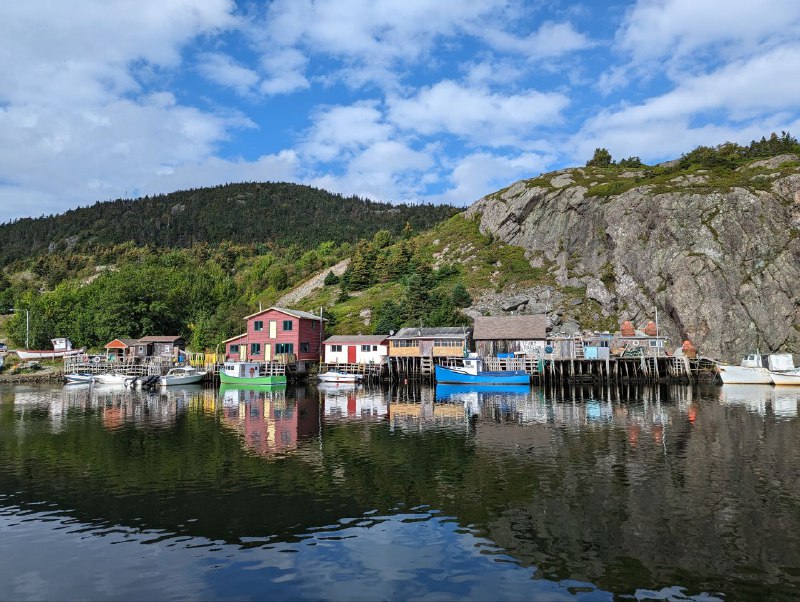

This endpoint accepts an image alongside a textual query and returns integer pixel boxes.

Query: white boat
[15,338,85,360]
[318,370,362,383]
[717,353,793,385]
[160,366,206,386]
[93,372,131,385]
[771,368,800,386]
[64,373,95,384]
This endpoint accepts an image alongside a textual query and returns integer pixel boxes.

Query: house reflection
[219,385,320,456]
[319,383,388,422]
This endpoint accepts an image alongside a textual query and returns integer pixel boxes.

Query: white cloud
[301,102,394,162]
[197,52,260,96]
[431,151,552,205]
[481,21,593,57]
[617,0,800,63]
[387,80,569,145]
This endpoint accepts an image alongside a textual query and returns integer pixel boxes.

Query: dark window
[254,320,263,331]
[361,345,371,352]
[331,344,342,352]
[300,342,310,353]
[312,322,317,330]
[283,320,293,331]
[230,345,239,353]
[250,343,261,355]
[276,343,294,354]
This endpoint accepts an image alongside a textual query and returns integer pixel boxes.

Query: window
[372,345,378,351]
[250,343,261,356]
[434,339,462,347]
[275,343,294,354]
[361,345,371,352]
[312,322,317,330]
[392,339,417,348]
[300,342,310,353]
[283,320,293,331]
[254,320,264,331]
[331,344,342,352]
[230,344,239,353]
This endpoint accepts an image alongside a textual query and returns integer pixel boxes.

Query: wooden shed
[472,315,548,357]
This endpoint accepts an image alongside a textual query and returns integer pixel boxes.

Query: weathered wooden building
[472,315,548,357]
[387,327,470,376]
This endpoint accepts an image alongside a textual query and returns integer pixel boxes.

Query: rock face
[464,163,800,362]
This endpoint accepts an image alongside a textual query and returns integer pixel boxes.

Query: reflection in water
[0,381,799,600]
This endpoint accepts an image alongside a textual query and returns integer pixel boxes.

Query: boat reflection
[719,383,798,419]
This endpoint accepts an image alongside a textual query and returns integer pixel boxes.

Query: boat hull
[717,364,772,384]
[16,347,85,360]
[219,373,287,386]
[64,373,95,384]
[435,364,530,385]
[160,371,206,386]
[318,371,361,383]
[771,370,800,386]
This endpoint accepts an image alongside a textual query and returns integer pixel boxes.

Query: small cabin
[388,327,470,358]
[104,338,139,360]
[137,335,186,359]
[472,315,548,357]
[323,335,389,365]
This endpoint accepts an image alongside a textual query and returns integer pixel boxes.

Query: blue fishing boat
[434,357,530,385]
[435,383,530,403]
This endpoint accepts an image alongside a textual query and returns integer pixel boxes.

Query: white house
[323,335,389,365]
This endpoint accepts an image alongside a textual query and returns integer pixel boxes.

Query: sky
[1,0,799,224]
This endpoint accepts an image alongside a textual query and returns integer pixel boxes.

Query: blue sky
[1,0,799,224]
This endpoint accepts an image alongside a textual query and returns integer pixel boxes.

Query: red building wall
[226,309,324,362]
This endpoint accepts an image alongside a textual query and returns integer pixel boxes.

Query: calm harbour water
[1,380,799,601]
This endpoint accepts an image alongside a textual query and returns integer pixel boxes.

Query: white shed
[323,335,389,365]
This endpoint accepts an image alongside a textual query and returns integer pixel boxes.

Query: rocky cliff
[464,155,800,362]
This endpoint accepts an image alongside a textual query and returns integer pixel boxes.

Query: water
[1,381,799,601]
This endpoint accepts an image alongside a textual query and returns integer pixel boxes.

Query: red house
[223,307,325,368]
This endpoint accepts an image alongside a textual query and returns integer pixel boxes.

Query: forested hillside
[0,182,460,268]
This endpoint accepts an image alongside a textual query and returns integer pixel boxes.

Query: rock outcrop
[464,159,800,362]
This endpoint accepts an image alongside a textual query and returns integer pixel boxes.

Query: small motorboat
[64,373,95,384]
[93,372,131,385]
[318,370,362,383]
[160,366,207,386]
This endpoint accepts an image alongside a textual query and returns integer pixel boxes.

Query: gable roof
[137,335,184,343]
[104,338,138,349]
[243,306,326,321]
[388,327,470,339]
[472,315,548,340]
[222,333,247,344]
[323,335,389,345]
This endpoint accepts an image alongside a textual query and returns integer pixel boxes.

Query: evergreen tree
[586,148,613,167]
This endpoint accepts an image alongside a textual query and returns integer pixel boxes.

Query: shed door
[239,346,246,361]
[347,345,357,363]
[421,340,434,357]
[264,344,271,362]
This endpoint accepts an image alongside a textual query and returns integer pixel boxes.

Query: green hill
[0,182,460,268]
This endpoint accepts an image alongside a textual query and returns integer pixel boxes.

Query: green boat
[219,361,287,386]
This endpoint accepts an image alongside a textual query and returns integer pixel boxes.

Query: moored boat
[219,361,286,386]
[160,366,207,386]
[93,372,132,385]
[318,370,362,383]
[435,356,530,385]
[770,368,800,386]
[64,373,95,384]
[717,353,793,385]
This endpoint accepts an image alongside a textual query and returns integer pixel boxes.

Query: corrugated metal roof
[389,326,470,339]
[324,335,389,345]
[473,315,547,340]
[243,306,325,321]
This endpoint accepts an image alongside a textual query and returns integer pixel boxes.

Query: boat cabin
[742,353,794,371]
[223,361,267,379]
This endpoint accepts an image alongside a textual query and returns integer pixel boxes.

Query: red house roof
[243,306,325,321]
